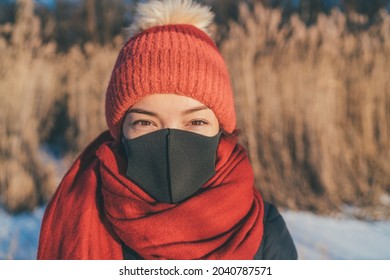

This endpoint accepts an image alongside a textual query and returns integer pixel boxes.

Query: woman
[38,0,297,260]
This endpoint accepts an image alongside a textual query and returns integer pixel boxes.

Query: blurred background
[0,0,389,259]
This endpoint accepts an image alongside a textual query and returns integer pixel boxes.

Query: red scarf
[37,131,264,259]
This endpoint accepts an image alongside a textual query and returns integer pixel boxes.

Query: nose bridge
[161,118,182,130]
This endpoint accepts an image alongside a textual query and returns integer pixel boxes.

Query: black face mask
[122,129,221,204]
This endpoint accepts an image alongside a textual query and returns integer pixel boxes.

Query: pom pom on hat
[105,0,236,139]
[126,0,214,39]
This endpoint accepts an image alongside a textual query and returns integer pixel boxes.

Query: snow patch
[1,205,390,259]
[282,210,390,259]
[0,206,44,260]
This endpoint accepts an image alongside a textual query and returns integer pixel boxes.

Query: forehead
[130,94,209,111]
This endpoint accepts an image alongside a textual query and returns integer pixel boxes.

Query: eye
[189,119,209,126]
[131,120,156,127]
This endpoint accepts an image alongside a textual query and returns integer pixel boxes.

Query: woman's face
[122,94,220,139]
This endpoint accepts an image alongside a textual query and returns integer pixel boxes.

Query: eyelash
[189,119,208,126]
[131,120,155,127]
[130,119,209,128]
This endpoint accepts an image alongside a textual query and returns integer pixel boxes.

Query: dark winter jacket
[122,201,298,260]
[254,202,298,260]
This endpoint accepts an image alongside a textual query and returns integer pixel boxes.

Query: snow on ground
[282,210,390,259]
[0,206,45,260]
[0,205,389,260]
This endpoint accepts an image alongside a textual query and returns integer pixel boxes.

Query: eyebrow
[126,108,158,117]
[182,106,209,115]
[127,106,210,117]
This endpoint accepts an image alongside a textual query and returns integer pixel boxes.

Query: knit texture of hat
[105,0,236,139]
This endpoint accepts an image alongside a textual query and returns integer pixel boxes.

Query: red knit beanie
[105,0,236,139]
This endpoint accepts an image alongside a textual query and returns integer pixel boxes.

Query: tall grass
[0,0,57,212]
[0,0,118,212]
[222,4,390,217]
[0,0,389,218]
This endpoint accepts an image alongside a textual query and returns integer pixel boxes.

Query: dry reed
[222,3,390,218]
[0,0,118,212]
